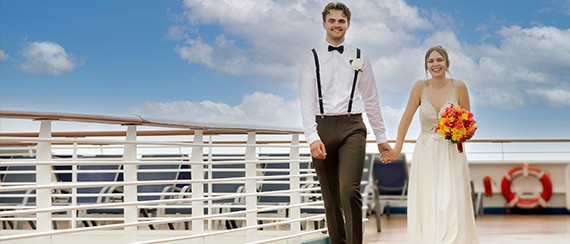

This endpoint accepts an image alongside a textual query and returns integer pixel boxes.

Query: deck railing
[0,110,569,244]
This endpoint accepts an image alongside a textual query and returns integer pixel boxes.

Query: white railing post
[289,134,302,241]
[123,125,138,243]
[245,132,258,242]
[566,164,570,211]
[191,130,205,244]
[70,142,78,229]
[36,120,53,243]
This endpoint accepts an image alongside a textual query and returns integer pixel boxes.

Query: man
[298,2,392,244]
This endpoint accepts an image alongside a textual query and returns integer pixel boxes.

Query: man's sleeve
[358,54,388,144]
[298,50,320,145]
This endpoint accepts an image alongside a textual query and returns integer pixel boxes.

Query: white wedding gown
[407,80,479,243]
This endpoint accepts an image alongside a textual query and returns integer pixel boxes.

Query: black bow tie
[328,45,344,54]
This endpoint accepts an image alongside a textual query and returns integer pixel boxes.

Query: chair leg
[3,220,15,229]
[372,188,382,232]
[167,223,175,230]
[139,209,156,230]
[28,220,36,229]
[476,192,484,216]
[225,220,238,229]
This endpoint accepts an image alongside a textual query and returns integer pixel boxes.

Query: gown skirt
[407,133,480,244]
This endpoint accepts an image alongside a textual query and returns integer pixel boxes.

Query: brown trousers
[313,114,366,244]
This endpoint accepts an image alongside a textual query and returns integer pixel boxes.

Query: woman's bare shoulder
[413,79,425,88]
[453,79,468,87]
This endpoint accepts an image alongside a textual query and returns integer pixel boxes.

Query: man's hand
[377,142,393,163]
[310,140,327,159]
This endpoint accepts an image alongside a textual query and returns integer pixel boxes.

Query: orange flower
[436,104,477,152]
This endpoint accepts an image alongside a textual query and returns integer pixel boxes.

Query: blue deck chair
[0,164,38,229]
[139,154,190,230]
[257,154,292,228]
[74,156,124,227]
[0,155,68,229]
[207,159,247,229]
[372,153,408,218]
[295,155,326,230]
[52,155,73,183]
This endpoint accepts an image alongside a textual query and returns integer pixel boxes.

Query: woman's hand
[389,143,403,162]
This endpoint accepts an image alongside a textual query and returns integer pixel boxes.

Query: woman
[390,45,479,243]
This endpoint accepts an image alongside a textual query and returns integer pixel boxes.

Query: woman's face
[426,50,447,78]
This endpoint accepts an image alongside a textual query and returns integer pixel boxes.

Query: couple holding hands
[298,2,479,244]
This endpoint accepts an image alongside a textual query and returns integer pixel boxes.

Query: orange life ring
[501,165,553,209]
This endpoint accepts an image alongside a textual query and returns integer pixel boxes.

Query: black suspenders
[348,48,361,113]
[311,49,325,115]
[311,47,361,116]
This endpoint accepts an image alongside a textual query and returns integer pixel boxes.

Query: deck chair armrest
[159,186,182,200]
[175,185,192,199]
[161,186,181,193]
[96,186,123,203]
[300,183,316,203]
[233,185,246,204]
[52,188,72,203]
[21,189,35,205]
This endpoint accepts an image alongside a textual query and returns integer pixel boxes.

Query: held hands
[310,140,327,159]
[385,143,403,163]
[378,142,394,163]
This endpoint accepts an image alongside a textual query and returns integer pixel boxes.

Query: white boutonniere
[350,58,363,72]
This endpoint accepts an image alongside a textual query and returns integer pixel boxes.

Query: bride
[389,45,480,243]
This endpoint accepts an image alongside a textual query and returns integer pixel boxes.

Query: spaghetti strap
[421,80,428,101]
[450,79,458,103]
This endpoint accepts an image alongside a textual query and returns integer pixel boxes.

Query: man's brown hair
[322,2,351,22]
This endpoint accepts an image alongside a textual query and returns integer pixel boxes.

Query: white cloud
[471,88,526,110]
[127,92,302,128]
[0,50,9,61]
[166,26,188,40]
[19,41,78,75]
[173,0,435,89]
[496,26,570,73]
[175,37,215,67]
[528,87,570,107]
[170,0,569,111]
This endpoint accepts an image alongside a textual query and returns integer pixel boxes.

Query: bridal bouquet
[436,104,477,153]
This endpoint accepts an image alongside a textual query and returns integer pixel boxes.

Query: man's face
[323,9,350,45]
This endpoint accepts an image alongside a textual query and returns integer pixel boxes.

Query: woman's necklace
[430,80,448,98]
[431,88,444,98]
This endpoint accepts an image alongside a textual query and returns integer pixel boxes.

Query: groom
[298,2,392,243]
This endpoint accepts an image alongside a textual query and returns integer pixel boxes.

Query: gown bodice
[418,79,458,136]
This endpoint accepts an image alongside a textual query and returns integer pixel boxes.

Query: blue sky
[1,0,569,140]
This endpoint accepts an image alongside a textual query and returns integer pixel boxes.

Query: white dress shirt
[298,42,388,146]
